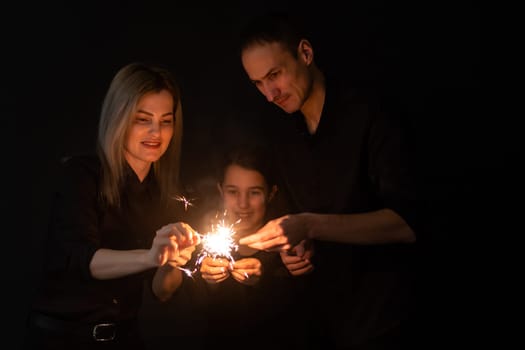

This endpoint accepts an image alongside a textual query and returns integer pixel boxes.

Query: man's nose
[262,82,279,102]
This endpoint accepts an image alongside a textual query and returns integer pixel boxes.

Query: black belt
[28,312,135,342]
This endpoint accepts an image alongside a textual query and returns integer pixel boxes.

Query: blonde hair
[96,62,183,206]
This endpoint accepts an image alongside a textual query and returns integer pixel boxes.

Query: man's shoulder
[327,79,378,108]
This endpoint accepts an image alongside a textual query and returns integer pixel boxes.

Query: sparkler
[196,212,240,267]
[173,195,195,211]
[176,210,241,277]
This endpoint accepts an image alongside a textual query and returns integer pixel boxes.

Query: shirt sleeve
[367,110,421,236]
[44,156,102,280]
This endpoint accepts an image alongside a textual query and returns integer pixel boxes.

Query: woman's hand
[167,245,196,268]
[149,222,200,267]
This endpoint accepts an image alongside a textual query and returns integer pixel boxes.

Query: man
[238,12,420,349]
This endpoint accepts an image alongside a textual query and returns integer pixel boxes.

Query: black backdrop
[13,1,495,347]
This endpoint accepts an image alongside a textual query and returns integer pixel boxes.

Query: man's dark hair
[238,11,307,58]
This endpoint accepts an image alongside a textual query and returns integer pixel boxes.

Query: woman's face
[124,90,174,179]
[219,164,271,236]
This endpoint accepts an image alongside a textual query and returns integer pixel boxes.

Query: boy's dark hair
[217,143,277,188]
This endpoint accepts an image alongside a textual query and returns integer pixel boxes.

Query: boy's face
[219,164,269,236]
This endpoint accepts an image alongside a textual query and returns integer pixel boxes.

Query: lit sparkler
[173,195,195,211]
[196,214,239,266]
[177,210,241,276]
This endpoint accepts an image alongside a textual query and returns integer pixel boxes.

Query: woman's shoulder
[57,154,101,186]
[60,154,100,172]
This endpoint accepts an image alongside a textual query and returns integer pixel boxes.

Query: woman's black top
[30,155,184,324]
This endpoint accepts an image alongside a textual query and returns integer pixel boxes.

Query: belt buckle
[92,323,116,341]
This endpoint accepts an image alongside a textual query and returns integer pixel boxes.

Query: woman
[24,62,199,349]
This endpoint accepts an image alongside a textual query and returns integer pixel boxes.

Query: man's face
[241,41,311,114]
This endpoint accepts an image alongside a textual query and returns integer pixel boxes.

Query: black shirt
[191,246,299,348]
[267,79,420,347]
[30,155,185,324]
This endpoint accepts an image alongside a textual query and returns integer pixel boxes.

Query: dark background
[14,0,500,347]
